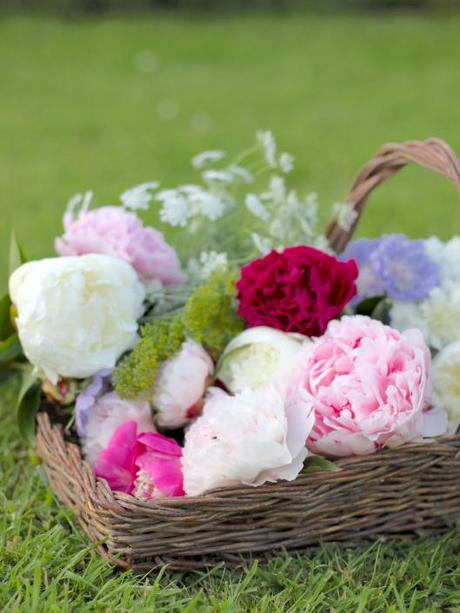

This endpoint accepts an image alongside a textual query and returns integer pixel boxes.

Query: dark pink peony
[95,421,184,499]
[237,246,358,336]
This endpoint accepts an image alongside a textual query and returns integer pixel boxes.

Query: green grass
[2,12,460,611]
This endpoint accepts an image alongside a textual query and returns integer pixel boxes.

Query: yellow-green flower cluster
[182,270,244,360]
[114,316,185,399]
[114,270,244,398]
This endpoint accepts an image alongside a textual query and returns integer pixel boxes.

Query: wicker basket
[35,138,460,571]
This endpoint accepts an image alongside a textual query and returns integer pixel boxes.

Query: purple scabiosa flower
[340,238,384,306]
[75,369,112,437]
[373,234,440,302]
[341,234,440,305]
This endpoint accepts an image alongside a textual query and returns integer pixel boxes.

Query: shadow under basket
[35,138,460,570]
[36,412,460,571]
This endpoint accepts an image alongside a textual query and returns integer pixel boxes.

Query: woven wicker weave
[35,138,460,570]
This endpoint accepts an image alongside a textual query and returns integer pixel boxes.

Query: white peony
[9,254,145,382]
[82,391,155,466]
[391,284,460,351]
[390,236,460,351]
[152,340,214,429]
[182,383,315,496]
[424,236,460,285]
[432,341,460,434]
[217,326,308,393]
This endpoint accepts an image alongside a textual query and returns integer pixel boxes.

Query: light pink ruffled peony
[55,206,185,286]
[95,421,184,499]
[298,315,444,458]
[81,391,155,466]
[182,384,315,496]
[153,340,214,429]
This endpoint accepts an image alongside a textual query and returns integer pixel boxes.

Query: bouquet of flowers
[3,133,454,503]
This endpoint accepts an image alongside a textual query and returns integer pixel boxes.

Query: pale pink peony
[82,391,155,466]
[55,206,185,286]
[153,340,214,429]
[298,315,443,458]
[182,384,315,496]
[95,421,184,498]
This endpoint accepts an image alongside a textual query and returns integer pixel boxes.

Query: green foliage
[0,333,22,366]
[9,231,27,277]
[183,270,244,360]
[16,370,41,446]
[115,270,243,398]
[114,315,185,399]
[0,294,14,341]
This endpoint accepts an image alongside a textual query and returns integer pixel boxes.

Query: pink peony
[95,421,184,499]
[298,315,441,458]
[55,206,185,286]
[182,384,315,496]
[81,391,155,466]
[153,340,214,429]
[236,246,358,336]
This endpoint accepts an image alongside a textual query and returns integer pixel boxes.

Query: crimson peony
[236,246,358,336]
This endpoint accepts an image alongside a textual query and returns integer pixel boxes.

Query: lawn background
[1,12,460,611]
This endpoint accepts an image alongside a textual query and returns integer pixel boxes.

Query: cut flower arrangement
[4,135,460,569]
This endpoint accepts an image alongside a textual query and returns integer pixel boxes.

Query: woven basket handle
[325,138,460,253]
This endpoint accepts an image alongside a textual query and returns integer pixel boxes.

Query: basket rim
[35,410,460,510]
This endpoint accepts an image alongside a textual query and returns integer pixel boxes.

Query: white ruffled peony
[391,284,460,351]
[153,340,213,429]
[82,391,155,466]
[432,341,460,434]
[9,254,145,382]
[217,326,308,393]
[390,236,460,351]
[182,383,315,496]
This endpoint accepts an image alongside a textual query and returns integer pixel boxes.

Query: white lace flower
[199,250,228,277]
[313,234,333,253]
[202,169,233,184]
[257,130,277,168]
[66,191,93,217]
[251,233,273,255]
[432,341,460,434]
[194,191,226,221]
[266,175,286,204]
[245,194,270,221]
[120,182,159,210]
[191,150,225,170]
[227,164,254,184]
[187,250,228,280]
[279,152,294,173]
[332,202,358,232]
[156,189,190,227]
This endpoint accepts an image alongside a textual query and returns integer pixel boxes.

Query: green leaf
[9,230,27,276]
[302,456,340,474]
[0,293,13,341]
[0,333,22,364]
[16,372,41,446]
[355,295,385,317]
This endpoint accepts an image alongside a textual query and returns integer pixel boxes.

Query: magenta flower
[95,421,184,499]
[55,206,185,286]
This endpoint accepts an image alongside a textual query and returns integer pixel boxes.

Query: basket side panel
[36,413,460,571]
